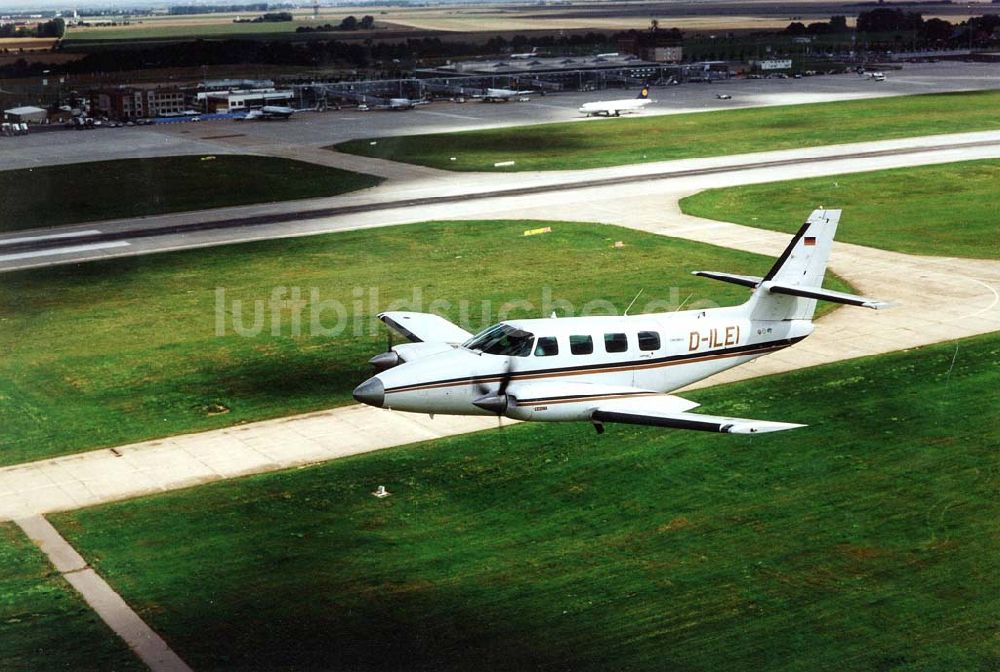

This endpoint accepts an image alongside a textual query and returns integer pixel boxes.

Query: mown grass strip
[335,90,1000,171]
[0,523,144,671]
[680,159,1000,259]
[0,155,382,233]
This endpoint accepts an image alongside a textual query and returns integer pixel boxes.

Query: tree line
[785,9,1000,43]
[234,12,293,24]
[295,15,375,33]
[0,17,64,39]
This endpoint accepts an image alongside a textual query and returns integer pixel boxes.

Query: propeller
[472,357,516,422]
[368,324,400,371]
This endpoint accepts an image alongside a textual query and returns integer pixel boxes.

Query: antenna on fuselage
[623,289,644,316]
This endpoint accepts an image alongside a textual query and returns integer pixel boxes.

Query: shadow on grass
[157,585,579,671]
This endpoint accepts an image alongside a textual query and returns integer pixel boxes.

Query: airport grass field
[681,159,1000,259]
[335,90,1000,171]
[1,220,849,466]
[51,332,1000,671]
[0,155,382,233]
[0,523,143,670]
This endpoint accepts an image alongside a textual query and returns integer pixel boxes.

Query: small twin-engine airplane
[354,210,888,434]
[579,87,654,117]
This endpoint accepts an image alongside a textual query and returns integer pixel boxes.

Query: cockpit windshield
[463,324,535,357]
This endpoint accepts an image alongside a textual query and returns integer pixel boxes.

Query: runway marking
[0,241,129,262]
[15,515,193,672]
[525,102,573,111]
[414,109,478,120]
[7,134,998,262]
[0,229,102,246]
[954,277,1000,320]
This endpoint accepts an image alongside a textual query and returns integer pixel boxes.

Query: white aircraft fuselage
[578,97,653,117]
[369,310,811,422]
[479,88,532,102]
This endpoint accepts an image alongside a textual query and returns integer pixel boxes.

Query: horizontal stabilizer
[692,271,763,288]
[764,282,890,310]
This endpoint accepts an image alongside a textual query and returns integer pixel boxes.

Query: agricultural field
[335,90,1000,172]
[0,523,143,670]
[51,332,1000,671]
[0,37,58,51]
[0,155,382,233]
[58,4,800,42]
[680,160,1000,260]
[2,220,846,466]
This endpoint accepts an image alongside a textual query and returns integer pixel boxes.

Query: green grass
[63,21,304,42]
[51,333,1000,671]
[0,523,143,671]
[334,90,1000,171]
[680,160,1000,260]
[0,155,382,233]
[2,220,851,466]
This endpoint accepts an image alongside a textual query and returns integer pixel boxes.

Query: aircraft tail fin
[693,209,889,321]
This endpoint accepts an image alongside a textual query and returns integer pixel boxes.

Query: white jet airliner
[354,210,888,434]
[474,88,534,102]
[578,87,653,117]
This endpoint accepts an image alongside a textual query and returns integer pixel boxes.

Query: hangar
[3,105,47,124]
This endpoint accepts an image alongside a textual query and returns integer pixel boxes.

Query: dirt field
[0,38,58,52]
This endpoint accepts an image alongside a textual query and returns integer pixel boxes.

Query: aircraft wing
[378,311,473,344]
[591,394,805,434]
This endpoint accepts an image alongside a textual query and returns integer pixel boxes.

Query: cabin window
[638,331,661,351]
[604,333,628,353]
[535,336,559,357]
[463,324,534,357]
[570,335,593,355]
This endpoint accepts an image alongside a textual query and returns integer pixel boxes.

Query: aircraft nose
[353,377,385,408]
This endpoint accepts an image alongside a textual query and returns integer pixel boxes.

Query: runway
[3,129,999,271]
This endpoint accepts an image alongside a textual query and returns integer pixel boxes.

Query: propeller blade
[497,357,514,395]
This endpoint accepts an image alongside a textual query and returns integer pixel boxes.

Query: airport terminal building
[90,87,188,120]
